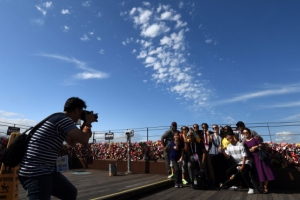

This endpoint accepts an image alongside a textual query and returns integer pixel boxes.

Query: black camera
[80,110,98,122]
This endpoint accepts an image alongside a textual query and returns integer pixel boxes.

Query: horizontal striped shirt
[225,142,252,167]
[18,113,77,177]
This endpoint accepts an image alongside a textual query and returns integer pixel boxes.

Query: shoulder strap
[26,112,63,138]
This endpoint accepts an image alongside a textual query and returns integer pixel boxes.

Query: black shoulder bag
[1,113,60,173]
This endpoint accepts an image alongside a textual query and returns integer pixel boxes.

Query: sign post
[6,127,20,136]
[0,131,20,200]
[124,130,134,174]
[105,132,114,141]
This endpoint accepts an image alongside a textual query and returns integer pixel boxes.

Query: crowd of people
[1,118,300,196]
[160,121,274,194]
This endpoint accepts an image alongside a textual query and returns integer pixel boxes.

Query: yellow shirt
[222,138,230,149]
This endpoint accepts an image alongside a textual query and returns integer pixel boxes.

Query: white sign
[56,155,69,172]
[105,132,114,140]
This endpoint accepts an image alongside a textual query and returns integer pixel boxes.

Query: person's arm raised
[66,112,94,146]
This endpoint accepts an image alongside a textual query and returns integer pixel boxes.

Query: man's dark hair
[225,131,235,137]
[236,121,245,127]
[64,97,87,112]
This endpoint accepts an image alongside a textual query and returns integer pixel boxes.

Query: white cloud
[61,9,70,15]
[32,19,45,26]
[143,2,150,6]
[205,39,212,43]
[275,131,294,142]
[161,11,172,20]
[38,54,109,81]
[130,8,153,25]
[88,32,94,35]
[126,3,211,108]
[63,26,69,32]
[80,34,90,41]
[0,117,37,136]
[263,101,300,108]
[0,111,24,117]
[283,114,300,121]
[96,12,102,17]
[99,49,105,54]
[132,49,137,53]
[137,51,147,59]
[141,23,162,38]
[143,80,148,83]
[82,1,91,7]
[43,2,52,8]
[145,56,156,64]
[35,5,47,16]
[75,72,108,79]
[97,37,101,40]
[214,83,300,105]
[179,2,184,9]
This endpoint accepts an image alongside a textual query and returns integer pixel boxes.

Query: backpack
[192,168,207,190]
[1,113,59,173]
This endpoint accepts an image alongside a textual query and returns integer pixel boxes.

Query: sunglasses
[212,127,218,130]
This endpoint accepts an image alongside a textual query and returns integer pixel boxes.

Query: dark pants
[225,164,254,189]
[19,171,77,200]
[187,161,200,183]
[164,150,171,174]
[171,160,182,184]
[211,154,229,186]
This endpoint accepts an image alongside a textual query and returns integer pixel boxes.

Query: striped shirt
[18,113,77,177]
[225,142,252,167]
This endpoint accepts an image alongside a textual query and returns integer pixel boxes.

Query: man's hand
[85,111,95,125]
[239,165,245,172]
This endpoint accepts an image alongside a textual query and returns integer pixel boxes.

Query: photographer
[18,97,96,200]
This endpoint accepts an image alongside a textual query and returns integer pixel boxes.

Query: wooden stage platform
[18,169,300,200]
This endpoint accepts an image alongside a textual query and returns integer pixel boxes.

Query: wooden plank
[276,193,285,200]
[287,194,295,200]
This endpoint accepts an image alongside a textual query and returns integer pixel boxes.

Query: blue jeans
[19,171,77,200]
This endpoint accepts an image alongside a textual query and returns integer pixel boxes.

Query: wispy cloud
[275,131,296,142]
[283,114,300,121]
[80,34,90,41]
[35,5,47,16]
[262,101,300,108]
[126,4,211,108]
[82,1,91,7]
[38,54,109,81]
[0,111,24,117]
[74,72,107,80]
[99,49,105,54]
[32,19,45,26]
[213,83,300,105]
[33,2,52,26]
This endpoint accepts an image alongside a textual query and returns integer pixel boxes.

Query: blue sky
[1,0,300,143]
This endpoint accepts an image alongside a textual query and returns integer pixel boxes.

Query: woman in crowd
[180,126,189,185]
[201,123,215,188]
[209,124,228,186]
[170,132,185,188]
[242,128,275,194]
